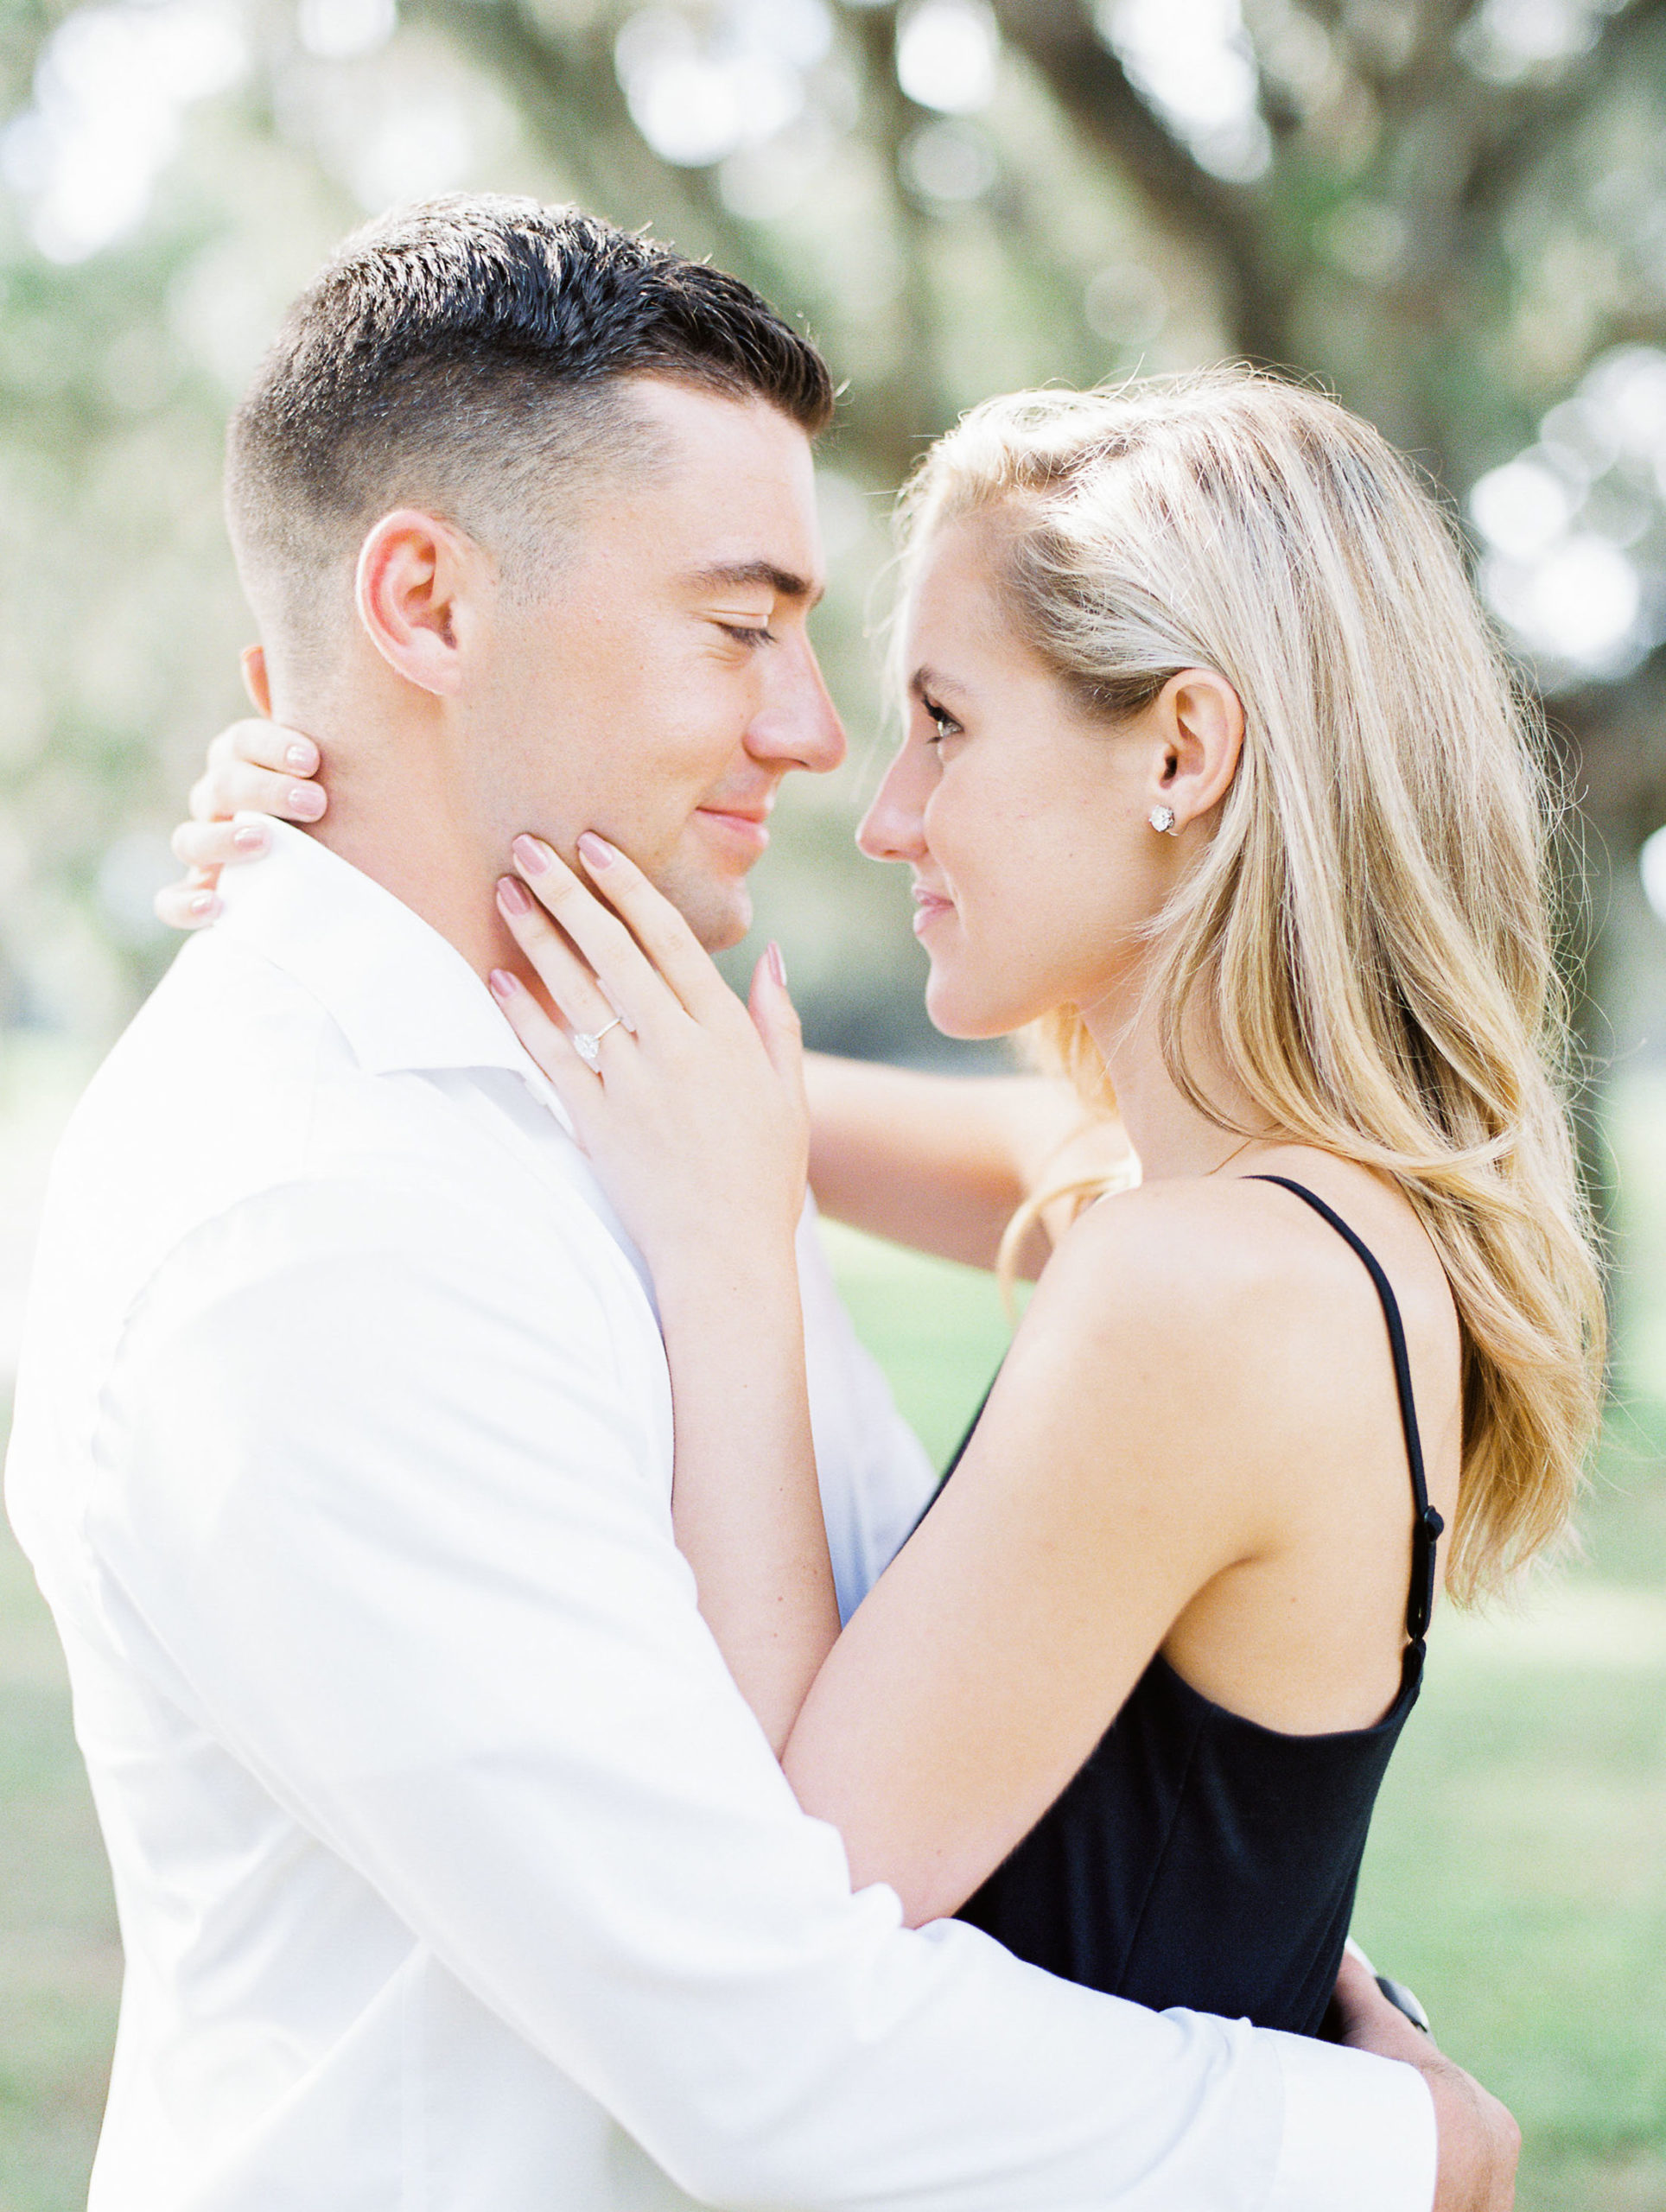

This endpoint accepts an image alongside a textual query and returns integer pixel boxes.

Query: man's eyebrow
[684,560,824,610]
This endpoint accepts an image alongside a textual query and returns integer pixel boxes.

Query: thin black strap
[1248,1176,1445,1643]
[905,1370,1001,1543]
[943,1374,997,1482]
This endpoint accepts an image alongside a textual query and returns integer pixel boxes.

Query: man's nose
[747,633,847,776]
[856,740,928,863]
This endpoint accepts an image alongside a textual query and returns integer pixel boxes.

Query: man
[6,196,1510,2209]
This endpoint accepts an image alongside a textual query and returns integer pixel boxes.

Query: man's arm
[1334,1950,1518,2212]
[99,1173,1444,2212]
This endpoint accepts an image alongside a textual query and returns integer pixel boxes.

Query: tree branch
[990,0,1301,365]
[1457,0,1666,223]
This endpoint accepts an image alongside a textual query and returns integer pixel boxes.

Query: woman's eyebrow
[910,664,971,703]
[683,559,824,609]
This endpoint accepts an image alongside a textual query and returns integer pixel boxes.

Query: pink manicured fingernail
[577,831,615,870]
[232,824,268,855]
[289,783,325,819]
[768,940,786,988]
[488,968,519,1000]
[284,741,316,772]
[188,891,220,920]
[496,874,532,915]
[512,834,551,876]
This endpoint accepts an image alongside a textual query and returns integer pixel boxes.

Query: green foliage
[1,0,1660,1060]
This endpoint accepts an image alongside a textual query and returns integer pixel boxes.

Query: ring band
[571,1015,624,1070]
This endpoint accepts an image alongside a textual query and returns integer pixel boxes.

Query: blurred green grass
[2,1222,1663,2209]
[0,1480,121,2212]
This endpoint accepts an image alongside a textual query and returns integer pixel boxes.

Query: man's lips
[695,804,772,857]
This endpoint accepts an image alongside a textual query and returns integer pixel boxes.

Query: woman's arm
[779,1188,1278,1923]
[804,1053,1132,1274]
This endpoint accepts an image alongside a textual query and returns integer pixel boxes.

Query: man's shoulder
[27,929,637,1401]
[63,926,352,1181]
[55,928,537,1234]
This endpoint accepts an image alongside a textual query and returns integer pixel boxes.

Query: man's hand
[1332,1947,1520,2211]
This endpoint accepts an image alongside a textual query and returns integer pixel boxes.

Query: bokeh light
[895,0,1000,116]
[1096,0,1272,182]
[1470,343,1666,683]
[1,1,248,263]
[614,2,830,168]
[1642,821,1666,926]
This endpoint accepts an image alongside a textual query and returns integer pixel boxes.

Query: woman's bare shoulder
[1053,1160,1447,1319]
[1038,1172,1338,1335]
[1025,1166,1438,1482]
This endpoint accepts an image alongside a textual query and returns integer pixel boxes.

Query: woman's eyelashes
[920,694,963,744]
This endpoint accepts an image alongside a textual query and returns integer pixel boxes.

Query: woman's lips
[912,886,955,937]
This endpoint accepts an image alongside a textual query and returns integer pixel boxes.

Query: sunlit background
[3,2,1666,2206]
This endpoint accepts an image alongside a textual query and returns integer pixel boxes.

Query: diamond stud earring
[1148,805,1178,835]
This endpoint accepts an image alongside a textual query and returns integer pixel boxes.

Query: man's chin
[652,863,753,955]
[696,892,754,955]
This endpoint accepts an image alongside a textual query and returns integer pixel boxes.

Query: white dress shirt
[5,823,1435,2212]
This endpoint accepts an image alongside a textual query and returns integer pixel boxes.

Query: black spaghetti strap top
[945,1175,1446,2037]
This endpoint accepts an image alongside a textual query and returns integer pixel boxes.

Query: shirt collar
[214,818,565,1109]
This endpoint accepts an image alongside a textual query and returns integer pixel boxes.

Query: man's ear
[240,645,271,717]
[354,509,483,697]
[1151,668,1245,831]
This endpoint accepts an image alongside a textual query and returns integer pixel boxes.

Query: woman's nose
[856,743,928,863]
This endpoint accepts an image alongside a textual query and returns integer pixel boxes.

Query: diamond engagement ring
[571,1016,624,1070]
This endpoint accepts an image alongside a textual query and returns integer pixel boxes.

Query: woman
[167,371,1603,2034]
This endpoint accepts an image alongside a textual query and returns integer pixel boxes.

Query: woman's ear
[1152,668,1245,831]
[353,508,481,697]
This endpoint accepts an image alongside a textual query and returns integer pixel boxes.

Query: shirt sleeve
[95,1173,1437,2212]
[796,1196,940,1622]
[1266,2031,1437,2212]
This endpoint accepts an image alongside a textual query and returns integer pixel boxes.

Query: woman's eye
[921,696,961,743]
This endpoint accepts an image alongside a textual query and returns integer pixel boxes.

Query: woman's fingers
[155,714,327,932]
[486,966,592,1090]
[190,720,326,823]
[170,817,275,871]
[568,832,736,1022]
[156,814,283,934]
[209,717,318,778]
[485,966,631,1154]
[507,836,690,1036]
[188,757,327,825]
[749,943,807,1102]
[153,868,224,931]
[494,877,631,1051]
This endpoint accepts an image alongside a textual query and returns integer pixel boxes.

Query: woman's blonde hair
[892,370,1605,1602]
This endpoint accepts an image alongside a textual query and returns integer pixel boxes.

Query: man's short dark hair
[226,195,835,641]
